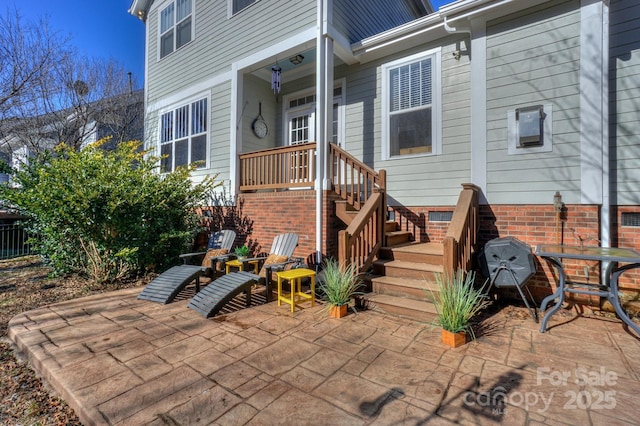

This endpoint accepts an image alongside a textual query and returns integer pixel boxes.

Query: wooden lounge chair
[137,229,236,304]
[188,233,299,317]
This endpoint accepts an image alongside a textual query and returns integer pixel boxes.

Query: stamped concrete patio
[7,287,640,425]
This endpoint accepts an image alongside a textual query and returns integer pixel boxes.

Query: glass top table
[535,244,640,335]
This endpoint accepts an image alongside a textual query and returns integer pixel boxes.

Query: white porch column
[315,0,333,265]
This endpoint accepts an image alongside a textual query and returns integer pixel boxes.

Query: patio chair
[187,232,299,318]
[137,229,236,304]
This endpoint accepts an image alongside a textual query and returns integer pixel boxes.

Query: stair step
[359,293,438,323]
[385,221,398,232]
[386,230,412,246]
[379,242,444,263]
[373,259,443,280]
[371,275,439,302]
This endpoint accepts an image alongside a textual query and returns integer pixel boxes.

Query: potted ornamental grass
[319,258,364,318]
[234,245,250,261]
[430,269,490,347]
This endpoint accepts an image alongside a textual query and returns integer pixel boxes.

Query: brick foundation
[201,193,640,313]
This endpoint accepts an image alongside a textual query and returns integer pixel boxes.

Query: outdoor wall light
[516,105,545,147]
[289,55,304,65]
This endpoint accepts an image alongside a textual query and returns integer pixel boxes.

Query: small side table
[276,268,316,313]
[225,258,259,274]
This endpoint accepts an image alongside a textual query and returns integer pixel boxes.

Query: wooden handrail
[330,143,385,210]
[338,191,386,273]
[237,142,387,273]
[443,183,480,275]
[239,142,317,191]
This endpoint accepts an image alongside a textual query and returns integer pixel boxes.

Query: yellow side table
[276,268,316,313]
[225,258,259,274]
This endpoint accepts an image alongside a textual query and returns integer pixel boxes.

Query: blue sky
[2,0,453,87]
[2,0,145,84]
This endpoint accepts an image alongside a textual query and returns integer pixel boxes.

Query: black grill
[480,236,538,322]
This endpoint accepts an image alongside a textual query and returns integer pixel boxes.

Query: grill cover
[480,237,536,287]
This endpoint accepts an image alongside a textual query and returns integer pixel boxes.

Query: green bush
[0,140,219,282]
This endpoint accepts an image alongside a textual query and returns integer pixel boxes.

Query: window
[159,0,193,59]
[284,86,344,146]
[382,50,441,159]
[232,0,257,14]
[160,98,207,172]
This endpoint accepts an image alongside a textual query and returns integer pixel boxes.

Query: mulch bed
[0,256,150,425]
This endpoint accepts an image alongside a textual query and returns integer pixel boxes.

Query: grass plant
[234,245,250,258]
[430,269,490,339]
[319,258,364,308]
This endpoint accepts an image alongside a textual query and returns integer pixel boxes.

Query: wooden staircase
[359,221,443,323]
[353,183,481,322]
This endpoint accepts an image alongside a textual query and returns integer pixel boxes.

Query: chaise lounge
[188,232,299,317]
[137,229,237,304]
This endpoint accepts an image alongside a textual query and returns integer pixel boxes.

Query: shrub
[0,140,219,282]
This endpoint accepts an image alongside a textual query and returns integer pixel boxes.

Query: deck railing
[337,191,385,273]
[0,223,32,260]
[238,142,386,273]
[239,142,317,191]
[329,144,385,209]
[442,184,480,275]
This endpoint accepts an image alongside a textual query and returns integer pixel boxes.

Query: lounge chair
[188,233,299,317]
[137,229,236,304]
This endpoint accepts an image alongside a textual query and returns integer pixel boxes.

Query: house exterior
[0,89,145,183]
[129,0,640,306]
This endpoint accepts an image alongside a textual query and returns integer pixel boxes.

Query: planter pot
[236,256,247,261]
[329,304,348,318]
[441,329,467,348]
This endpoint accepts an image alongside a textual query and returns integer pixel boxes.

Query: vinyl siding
[333,0,427,44]
[145,0,317,186]
[485,0,581,204]
[146,0,317,102]
[610,0,640,205]
[341,35,471,206]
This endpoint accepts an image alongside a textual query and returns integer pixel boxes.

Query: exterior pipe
[315,0,326,267]
[443,15,471,34]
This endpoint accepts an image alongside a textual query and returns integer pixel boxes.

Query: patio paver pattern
[7,288,640,425]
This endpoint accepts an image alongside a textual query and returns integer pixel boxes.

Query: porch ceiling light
[289,54,304,65]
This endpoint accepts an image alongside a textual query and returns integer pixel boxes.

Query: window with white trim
[160,98,207,172]
[382,50,441,158]
[232,0,257,14]
[159,0,193,59]
[284,86,344,146]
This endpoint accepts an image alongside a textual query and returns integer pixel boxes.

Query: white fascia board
[128,0,152,19]
[353,0,551,60]
[146,71,232,114]
[233,27,317,73]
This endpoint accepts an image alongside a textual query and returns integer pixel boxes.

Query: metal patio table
[536,244,640,335]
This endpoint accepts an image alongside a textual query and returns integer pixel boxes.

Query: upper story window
[232,0,257,14]
[160,0,193,59]
[382,49,441,159]
[160,97,208,172]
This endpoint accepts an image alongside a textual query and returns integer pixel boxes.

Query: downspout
[315,0,326,266]
[601,1,610,250]
[443,15,471,35]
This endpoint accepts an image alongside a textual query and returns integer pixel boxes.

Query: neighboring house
[0,89,145,182]
[129,0,640,313]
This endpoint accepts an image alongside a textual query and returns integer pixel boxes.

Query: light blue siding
[610,0,640,205]
[485,0,581,204]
